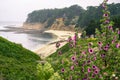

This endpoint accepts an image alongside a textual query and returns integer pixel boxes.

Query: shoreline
[33,30,80,59]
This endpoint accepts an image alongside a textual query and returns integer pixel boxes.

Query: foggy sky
[0,0,120,22]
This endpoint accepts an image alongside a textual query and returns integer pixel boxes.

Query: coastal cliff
[23,5,83,31]
[23,18,75,31]
[50,18,75,31]
[22,22,46,30]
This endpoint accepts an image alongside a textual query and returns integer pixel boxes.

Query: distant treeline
[26,3,120,35]
[26,5,84,28]
[76,3,120,35]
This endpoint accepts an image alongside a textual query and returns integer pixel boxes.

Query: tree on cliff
[26,5,85,28]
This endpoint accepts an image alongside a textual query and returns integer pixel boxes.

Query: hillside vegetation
[0,36,64,80]
[0,36,41,79]
[25,5,84,28]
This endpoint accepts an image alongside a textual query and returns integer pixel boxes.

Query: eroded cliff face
[22,22,46,30]
[22,18,75,31]
[50,18,75,31]
[50,22,75,31]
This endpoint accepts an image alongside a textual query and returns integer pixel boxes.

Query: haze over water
[0,21,54,50]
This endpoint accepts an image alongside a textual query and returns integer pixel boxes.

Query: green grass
[0,36,41,80]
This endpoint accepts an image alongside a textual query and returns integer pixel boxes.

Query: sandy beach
[33,30,81,59]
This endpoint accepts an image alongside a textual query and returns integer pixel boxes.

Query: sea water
[0,21,54,50]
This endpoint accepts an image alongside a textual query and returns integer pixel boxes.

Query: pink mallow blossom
[112,40,115,44]
[105,19,110,24]
[73,33,77,41]
[92,74,95,78]
[94,70,99,74]
[108,26,113,30]
[87,68,91,73]
[92,65,97,69]
[102,3,106,8]
[70,66,74,70]
[98,41,102,47]
[116,43,120,48]
[61,68,65,73]
[94,57,97,60]
[88,48,94,54]
[71,56,76,61]
[118,30,120,34]
[103,46,109,51]
[68,37,72,43]
[101,54,106,58]
[82,51,86,55]
[103,13,108,17]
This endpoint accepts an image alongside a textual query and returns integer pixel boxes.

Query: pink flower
[118,30,120,34]
[61,68,65,73]
[88,48,93,54]
[92,74,95,78]
[106,44,110,48]
[92,65,97,69]
[105,19,110,24]
[80,56,83,58]
[87,60,91,64]
[68,37,72,43]
[71,56,76,61]
[94,67,100,73]
[73,41,77,46]
[87,68,91,73]
[116,43,120,48]
[103,46,108,51]
[70,66,74,70]
[98,41,102,47]
[94,70,99,74]
[101,54,105,58]
[102,3,106,8]
[108,26,113,30]
[94,57,97,60]
[73,33,77,41]
[75,61,78,65]
[112,40,115,44]
[73,35,77,41]
[103,13,108,17]
[82,51,86,55]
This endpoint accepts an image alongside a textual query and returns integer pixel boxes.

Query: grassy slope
[0,36,40,80]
